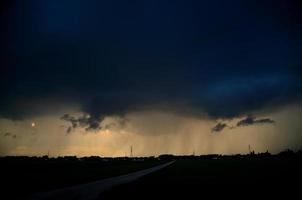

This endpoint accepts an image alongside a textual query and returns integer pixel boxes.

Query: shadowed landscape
[103,150,302,198]
[1,149,302,199]
[1,0,302,199]
[1,156,163,199]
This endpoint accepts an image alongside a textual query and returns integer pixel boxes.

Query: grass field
[0,157,162,199]
[102,156,302,199]
[2,155,301,199]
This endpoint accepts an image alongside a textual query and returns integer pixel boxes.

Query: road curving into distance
[32,160,175,200]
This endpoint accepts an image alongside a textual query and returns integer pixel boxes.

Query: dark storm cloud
[237,116,275,127]
[60,112,128,133]
[211,115,275,133]
[61,114,78,129]
[211,123,229,133]
[2,132,17,139]
[199,75,302,119]
[66,126,72,134]
[60,114,102,133]
[3,132,11,137]
[0,0,301,127]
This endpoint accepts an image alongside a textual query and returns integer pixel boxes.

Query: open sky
[0,0,302,157]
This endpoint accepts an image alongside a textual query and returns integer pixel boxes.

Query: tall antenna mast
[130,145,133,157]
[248,145,251,154]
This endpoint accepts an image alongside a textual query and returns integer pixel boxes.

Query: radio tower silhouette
[130,145,133,157]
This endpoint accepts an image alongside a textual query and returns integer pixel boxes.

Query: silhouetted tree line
[158,149,302,160]
[1,149,301,163]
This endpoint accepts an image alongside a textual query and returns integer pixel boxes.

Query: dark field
[102,154,302,199]
[0,156,162,199]
[1,152,302,200]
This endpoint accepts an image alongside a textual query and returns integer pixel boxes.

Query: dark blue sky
[1,0,301,124]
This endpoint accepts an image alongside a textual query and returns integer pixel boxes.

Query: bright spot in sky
[31,122,36,127]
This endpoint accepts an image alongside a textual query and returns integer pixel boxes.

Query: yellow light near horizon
[31,122,36,127]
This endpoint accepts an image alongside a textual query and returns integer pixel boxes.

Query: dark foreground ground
[1,151,302,200]
[0,156,163,199]
[102,154,302,199]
